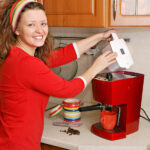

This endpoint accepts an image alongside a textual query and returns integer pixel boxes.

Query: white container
[102,33,134,71]
[110,33,134,69]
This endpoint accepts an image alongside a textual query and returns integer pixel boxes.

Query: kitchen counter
[41,103,150,150]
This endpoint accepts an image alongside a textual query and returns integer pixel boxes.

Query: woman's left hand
[75,29,118,56]
[102,29,118,42]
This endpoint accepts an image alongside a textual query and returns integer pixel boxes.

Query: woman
[0,0,117,150]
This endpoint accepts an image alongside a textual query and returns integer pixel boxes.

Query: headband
[10,0,37,32]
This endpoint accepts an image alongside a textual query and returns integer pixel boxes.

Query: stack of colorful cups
[63,99,81,123]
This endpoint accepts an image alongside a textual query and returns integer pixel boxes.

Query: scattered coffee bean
[60,127,80,136]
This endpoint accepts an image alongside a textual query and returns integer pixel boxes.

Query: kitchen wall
[49,27,150,116]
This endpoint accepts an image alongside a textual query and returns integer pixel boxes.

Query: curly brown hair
[0,0,53,66]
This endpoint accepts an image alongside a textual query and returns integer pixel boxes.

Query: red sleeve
[18,57,85,98]
[48,43,78,68]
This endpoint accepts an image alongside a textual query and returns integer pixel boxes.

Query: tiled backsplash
[49,27,150,115]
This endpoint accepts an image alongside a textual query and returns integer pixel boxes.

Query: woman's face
[15,9,48,50]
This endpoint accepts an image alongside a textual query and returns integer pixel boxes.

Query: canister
[63,99,81,123]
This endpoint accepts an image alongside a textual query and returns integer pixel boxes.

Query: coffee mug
[100,110,117,130]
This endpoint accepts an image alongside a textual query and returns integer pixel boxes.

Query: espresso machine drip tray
[91,123,126,140]
[93,123,122,133]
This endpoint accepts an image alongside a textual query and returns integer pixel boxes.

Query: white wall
[49,27,150,115]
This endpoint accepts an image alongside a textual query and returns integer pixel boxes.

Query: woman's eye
[41,23,47,26]
[28,24,33,27]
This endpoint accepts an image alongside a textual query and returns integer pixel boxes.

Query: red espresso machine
[91,71,144,140]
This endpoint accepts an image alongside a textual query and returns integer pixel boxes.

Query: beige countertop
[41,102,150,150]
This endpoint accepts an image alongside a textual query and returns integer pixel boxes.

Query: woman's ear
[15,29,20,36]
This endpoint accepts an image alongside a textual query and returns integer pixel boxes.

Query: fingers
[101,51,117,65]
[107,54,117,63]
[108,52,118,59]
[103,29,118,41]
[102,50,112,56]
[107,29,118,35]
[107,37,113,42]
[107,59,117,66]
[102,50,117,57]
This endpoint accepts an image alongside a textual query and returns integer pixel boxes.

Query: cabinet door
[41,0,106,27]
[109,0,150,27]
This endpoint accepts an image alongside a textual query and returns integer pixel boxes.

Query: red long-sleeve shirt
[0,43,86,150]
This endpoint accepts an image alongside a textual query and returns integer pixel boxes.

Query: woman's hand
[79,50,117,85]
[92,50,117,73]
[101,29,117,42]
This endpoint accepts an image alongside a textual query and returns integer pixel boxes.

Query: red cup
[100,111,117,130]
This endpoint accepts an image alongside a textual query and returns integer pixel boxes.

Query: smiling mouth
[34,36,43,40]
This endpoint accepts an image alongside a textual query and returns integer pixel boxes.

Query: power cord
[140,107,150,122]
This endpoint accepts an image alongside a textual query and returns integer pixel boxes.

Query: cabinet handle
[113,0,117,20]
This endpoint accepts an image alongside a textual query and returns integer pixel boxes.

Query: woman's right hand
[80,50,117,87]
[92,50,117,74]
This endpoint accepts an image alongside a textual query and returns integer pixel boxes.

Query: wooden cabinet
[109,0,150,27]
[38,0,108,27]
[41,143,67,150]
[38,0,150,27]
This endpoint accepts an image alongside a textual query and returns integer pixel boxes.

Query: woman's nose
[35,25,43,33]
